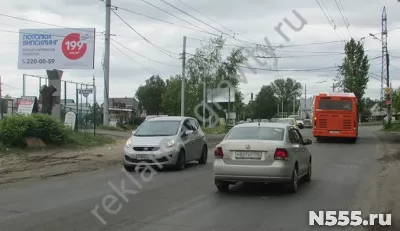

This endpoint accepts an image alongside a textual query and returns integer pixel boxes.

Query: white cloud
[0,0,399,105]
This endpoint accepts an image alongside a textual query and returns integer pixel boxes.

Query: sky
[1,0,400,105]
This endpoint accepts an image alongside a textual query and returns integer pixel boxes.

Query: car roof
[233,122,289,129]
[147,116,190,122]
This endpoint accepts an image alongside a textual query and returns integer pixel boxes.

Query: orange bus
[312,92,358,143]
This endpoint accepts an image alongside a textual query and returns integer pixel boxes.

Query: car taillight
[215,147,223,158]
[274,148,289,160]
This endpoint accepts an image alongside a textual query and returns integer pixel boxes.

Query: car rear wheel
[215,180,229,192]
[175,150,186,170]
[304,159,312,182]
[284,167,298,193]
[198,145,208,164]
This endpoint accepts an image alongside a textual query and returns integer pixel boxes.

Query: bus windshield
[318,99,352,111]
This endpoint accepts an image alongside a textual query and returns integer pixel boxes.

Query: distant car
[288,115,304,129]
[213,122,313,193]
[270,118,279,122]
[276,118,299,129]
[124,116,208,171]
[303,119,312,128]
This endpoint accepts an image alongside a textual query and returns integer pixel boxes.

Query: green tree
[135,75,166,115]
[335,38,370,114]
[391,88,400,113]
[162,75,182,115]
[270,78,302,115]
[253,85,277,119]
[162,36,247,121]
[3,94,12,99]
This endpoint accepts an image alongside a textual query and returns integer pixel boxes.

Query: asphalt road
[0,126,381,231]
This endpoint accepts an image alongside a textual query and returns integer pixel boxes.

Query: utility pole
[93,75,96,136]
[304,85,307,118]
[180,36,186,116]
[103,0,111,126]
[0,76,2,119]
[381,7,390,123]
[332,83,335,92]
[202,71,206,126]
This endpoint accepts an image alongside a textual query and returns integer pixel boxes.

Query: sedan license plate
[136,155,151,160]
[329,131,340,134]
[235,152,262,160]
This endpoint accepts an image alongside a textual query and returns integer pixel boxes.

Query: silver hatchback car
[213,122,312,193]
[124,116,208,171]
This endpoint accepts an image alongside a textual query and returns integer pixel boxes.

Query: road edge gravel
[346,131,400,231]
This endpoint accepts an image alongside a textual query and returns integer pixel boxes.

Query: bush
[0,114,68,147]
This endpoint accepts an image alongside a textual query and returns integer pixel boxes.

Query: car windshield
[277,119,294,125]
[225,127,285,141]
[134,120,180,136]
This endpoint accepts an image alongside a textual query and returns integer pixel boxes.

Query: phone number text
[22,59,55,64]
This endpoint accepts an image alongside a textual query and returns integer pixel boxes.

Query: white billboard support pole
[22,74,26,96]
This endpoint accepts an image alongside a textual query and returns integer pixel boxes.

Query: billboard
[18,28,95,69]
[206,88,235,103]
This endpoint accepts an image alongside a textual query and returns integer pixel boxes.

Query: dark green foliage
[0,114,68,147]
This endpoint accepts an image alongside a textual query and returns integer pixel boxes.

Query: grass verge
[98,125,124,131]
[202,126,229,134]
[0,132,115,155]
[65,132,115,148]
[381,121,400,131]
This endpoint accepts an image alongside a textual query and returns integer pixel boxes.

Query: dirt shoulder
[349,132,400,231]
[0,138,126,185]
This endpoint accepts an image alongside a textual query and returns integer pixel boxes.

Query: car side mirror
[182,130,193,137]
[304,138,312,145]
[132,130,136,135]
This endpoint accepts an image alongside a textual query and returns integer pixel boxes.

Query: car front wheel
[215,180,229,192]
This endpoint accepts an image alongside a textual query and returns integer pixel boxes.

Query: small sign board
[79,89,93,97]
[17,96,37,115]
[64,111,76,130]
[385,87,391,94]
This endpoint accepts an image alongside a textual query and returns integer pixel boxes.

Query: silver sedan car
[213,122,312,193]
[124,116,208,171]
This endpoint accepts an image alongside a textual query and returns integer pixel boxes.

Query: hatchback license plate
[235,152,262,159]
[329,131,340,134]
[136,155,150,160]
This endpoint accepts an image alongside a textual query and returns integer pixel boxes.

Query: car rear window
[225,127,285,141]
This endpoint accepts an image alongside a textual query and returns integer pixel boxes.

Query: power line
[174,0,260,45]
[139,0,208,33]
[111,38,180,67]
[175,0,234,35]
[315,0,344,43]
[148,0,256,47]
[111,5,218,37]
[338,0,352,28]
[111,9,179,59]
[238,65,338,72]
[0,13,101,34]
[110,41,160,75]
[334,0,352,37]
